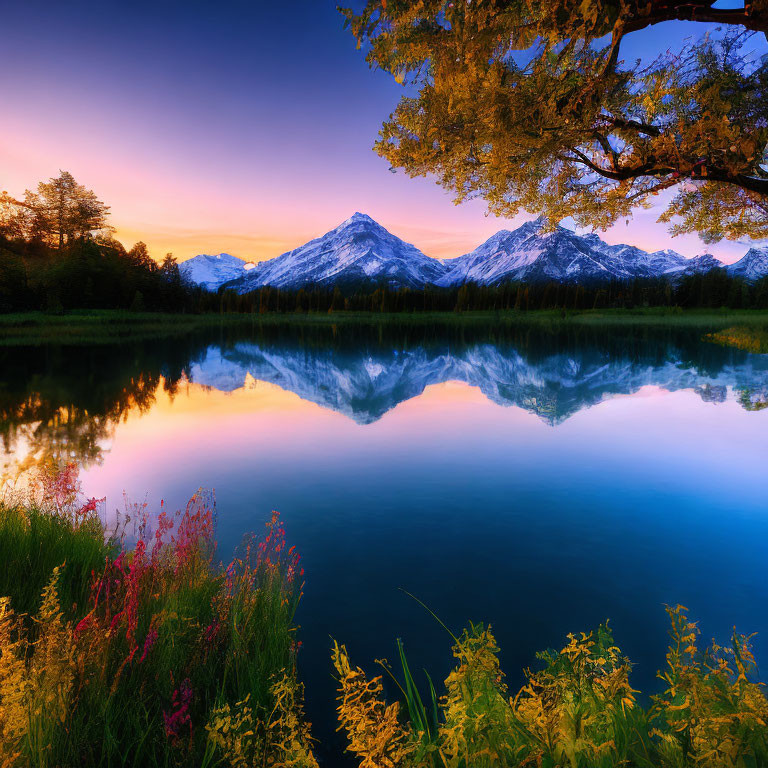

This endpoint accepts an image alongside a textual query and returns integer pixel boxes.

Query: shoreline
[1,307,768,345]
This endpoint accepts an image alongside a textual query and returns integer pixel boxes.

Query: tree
[25,171,111,248]
[160,253,181,284]
[342,2,768,242]
[128,241,155,271]
[0,192,34,241]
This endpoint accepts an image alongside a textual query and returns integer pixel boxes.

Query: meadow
[1,465,767,767]
[0,464,314,768]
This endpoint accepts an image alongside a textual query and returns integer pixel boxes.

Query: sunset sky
[2,0,766,264]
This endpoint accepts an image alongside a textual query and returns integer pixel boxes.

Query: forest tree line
[2,171,768,315]
[220,270,768,314]
[0,171,197,313]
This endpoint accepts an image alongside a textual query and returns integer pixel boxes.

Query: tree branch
[621,1,768,36]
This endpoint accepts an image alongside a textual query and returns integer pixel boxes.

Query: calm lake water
[2,320,768,762]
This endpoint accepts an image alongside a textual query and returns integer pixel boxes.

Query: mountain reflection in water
[1,321,767,475]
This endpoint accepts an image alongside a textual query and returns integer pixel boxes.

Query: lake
[2,318,767,763]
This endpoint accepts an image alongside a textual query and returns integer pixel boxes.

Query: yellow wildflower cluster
[205,673,318,768]
[0,568,75,768]
[652,605,768,768]
[333,611,768,768]
[332,640,420,767]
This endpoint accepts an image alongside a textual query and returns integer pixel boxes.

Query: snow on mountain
[228,213,447,292]
[680,253,726,275]
[179,253,252,290]
[440,221,702,285]
[185,215,768,292]
[727,246,768,281]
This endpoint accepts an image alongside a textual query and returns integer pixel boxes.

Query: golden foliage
[206,696,260,768]
[334,612,768,768]
[652,605,768,767]
[513,624,639,766]
[439,625,518,767]
[343,3,768,242]
[267,672,319,768]
[332,640,420,767]
[0,597,28,766]
[0,567,75,768]
[705,326,768,355]
[205,672,319,768]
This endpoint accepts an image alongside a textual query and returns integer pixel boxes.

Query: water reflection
[2,322,767,475]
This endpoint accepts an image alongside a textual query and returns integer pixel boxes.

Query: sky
[1,0,766,264]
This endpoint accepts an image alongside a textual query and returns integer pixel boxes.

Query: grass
[0,464,316,768]
[2,307,768,345]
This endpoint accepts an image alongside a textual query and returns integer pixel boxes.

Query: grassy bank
[2,307,768,345]
[0,465,315,768]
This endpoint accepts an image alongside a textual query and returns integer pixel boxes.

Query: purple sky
[1,0,765,263]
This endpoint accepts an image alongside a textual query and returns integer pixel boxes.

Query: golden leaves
[0,568,75,768]
[332,641,420,767]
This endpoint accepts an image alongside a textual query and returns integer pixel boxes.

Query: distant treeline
[3,172,768,315]
[220,270,768,314]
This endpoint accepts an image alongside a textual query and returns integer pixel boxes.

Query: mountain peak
[179,252,249,290]
[342,212,377,226]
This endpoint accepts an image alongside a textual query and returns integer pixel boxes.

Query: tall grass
[0,464,317,768]
[333,613,768,768]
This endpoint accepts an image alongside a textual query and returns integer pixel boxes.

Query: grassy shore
[0,465,314,768]
[2,307,768,345]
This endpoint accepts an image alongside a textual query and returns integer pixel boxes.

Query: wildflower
[164,678,193,745]
[139,621,160,664]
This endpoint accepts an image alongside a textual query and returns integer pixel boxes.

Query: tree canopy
[1,171,112,248]
[0,171,199,314]
[342,1,768,242]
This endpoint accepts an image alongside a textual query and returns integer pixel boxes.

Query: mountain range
[179,213,768,291]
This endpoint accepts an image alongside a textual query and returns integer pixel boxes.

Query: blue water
[2,321,767,763]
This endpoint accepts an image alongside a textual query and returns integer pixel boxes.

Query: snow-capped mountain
[727,246,768,281]
[181,214,768,292]
[227,213,447,292]
[439,219,730,285]
[179,253,253,290]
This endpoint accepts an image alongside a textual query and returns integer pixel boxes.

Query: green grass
[2,307,768,345]
[0,475,315,768]
[0,503,111,618]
